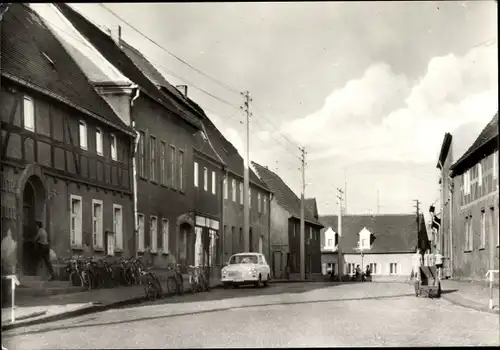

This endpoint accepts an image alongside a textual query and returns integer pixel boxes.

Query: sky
[32,2,498,217]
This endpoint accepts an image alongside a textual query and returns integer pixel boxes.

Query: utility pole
[377,189,380,214]
[413,199,421,251]
[300,147,306,281]
[344,169,347,214]
[241,91,252,252]
[336,188,344,282]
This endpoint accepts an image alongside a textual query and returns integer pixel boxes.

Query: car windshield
[229,255,258,264]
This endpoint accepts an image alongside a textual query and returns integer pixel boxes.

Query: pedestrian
[412,248,423,281]
[355,265,361,281]
[30,221,55,281]
[434,249,444,280]
[365,265,371,282]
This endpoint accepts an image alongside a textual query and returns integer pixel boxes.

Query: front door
[22,181,38,275]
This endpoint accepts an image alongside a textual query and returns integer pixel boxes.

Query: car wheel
[263,274,270,287]
[233,284,239,289]
[255,275,263,288]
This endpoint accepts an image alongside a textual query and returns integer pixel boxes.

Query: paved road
[3,282,499,348]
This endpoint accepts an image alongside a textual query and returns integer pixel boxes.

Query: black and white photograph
[1,1,498,348]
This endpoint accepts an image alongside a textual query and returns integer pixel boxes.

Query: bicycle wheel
[166,277,177,295]
[69,271,82,287]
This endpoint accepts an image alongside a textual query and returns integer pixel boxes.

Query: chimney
[176,85,188,98]
[110,25,122,45]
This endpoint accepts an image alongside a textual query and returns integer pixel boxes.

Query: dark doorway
[181,223,193,267]
[22,176,46,276]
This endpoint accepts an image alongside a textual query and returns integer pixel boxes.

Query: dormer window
[110,134,117,160]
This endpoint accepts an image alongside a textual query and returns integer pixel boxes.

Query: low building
[252,162,323,278]
[320,226,339,275]
[448,113,499,281]
[319,214,428,279]
[1,4,135,278]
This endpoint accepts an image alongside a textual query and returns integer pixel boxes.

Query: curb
[440,292,500,315]
[2,282,224,331]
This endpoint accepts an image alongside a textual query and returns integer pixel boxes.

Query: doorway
[22,175,46,276]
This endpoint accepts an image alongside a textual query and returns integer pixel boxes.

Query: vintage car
[221,253,271,288]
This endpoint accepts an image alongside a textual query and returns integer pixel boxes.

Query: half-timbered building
[0,4,136,279]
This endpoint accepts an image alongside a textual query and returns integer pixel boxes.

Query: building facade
[448,114,499,281]
[319,214,426,279]
[1,4,135,279]
[252,162,323,278]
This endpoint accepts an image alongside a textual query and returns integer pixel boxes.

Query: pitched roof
[54,3,202,130]
[252,162,323,227]
[198,116,269,191]
[450,113,498,174]
[305,198,319,218]
[319,214,420,254]
[1,4,132,135]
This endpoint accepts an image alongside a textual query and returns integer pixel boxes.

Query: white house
[320,214,429,280]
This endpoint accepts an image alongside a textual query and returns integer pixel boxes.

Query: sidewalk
[440,279,500,314]
[1,274,221,331]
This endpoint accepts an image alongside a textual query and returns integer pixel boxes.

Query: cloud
[282,43,498,164]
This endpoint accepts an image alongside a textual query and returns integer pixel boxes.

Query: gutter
[1,72,135,137]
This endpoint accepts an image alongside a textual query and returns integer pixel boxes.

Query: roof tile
[2,4,130,132]
[252,162,322,226]
[319,214,420,254]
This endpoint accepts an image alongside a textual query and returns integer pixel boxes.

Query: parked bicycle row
[61,256,214,300]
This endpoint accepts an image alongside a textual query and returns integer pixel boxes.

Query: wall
[343,253,413,276]
[451,150,499,280]
[222,172,270,264]
[268,196,289,278]
[193,152,222,220]
[438,144,454,275]
[1,82,134,277]
[322,227,338,251]
[288,218,322,274]
[132,93,198,268]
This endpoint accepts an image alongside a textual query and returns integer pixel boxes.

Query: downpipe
[131,88,140,258]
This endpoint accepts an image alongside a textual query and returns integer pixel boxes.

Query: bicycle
[141,268,163,301]
[187,265,203,294]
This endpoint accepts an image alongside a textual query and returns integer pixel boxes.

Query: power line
[98,3,241,95]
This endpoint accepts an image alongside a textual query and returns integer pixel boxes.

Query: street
[2,282,499,348]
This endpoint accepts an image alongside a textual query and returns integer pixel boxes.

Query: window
[92,200,103,249]
[464,170,471,195]
[390,263,398,275]
[258,193,261,212]
[160,141,166,185]
[370,263,377,274]
[209,229,217,266]
[263,195,267,213]
[212,171,216,194]
[465,216,473,251]
[178,150,184,191]
[137,214,145,252]
[361,239,367,249]
[347,263,355,274]
[113,204,123,250]
[232,179,236,202]
[110,134,117,161]
[79,121,87,150]
[96,128,103,155]
[139,131,145,177]
[328,239,333,246]
[239,182,243,205]
[149,136,156,182]
[70,195,83,247]
[309,227,313,240]
[249,188,252,207]
[478,163,483,187]
[204,167,208,191]
[194,162,199,187]
[224,178,228,199]
[23,96,35,131]
[480,210,486,249]
[170,146,176,188]
[492,207,499,247]
[258,236,263,254]
[494,151,498,180]
[150,216,158,253]
[162,219,169,253]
